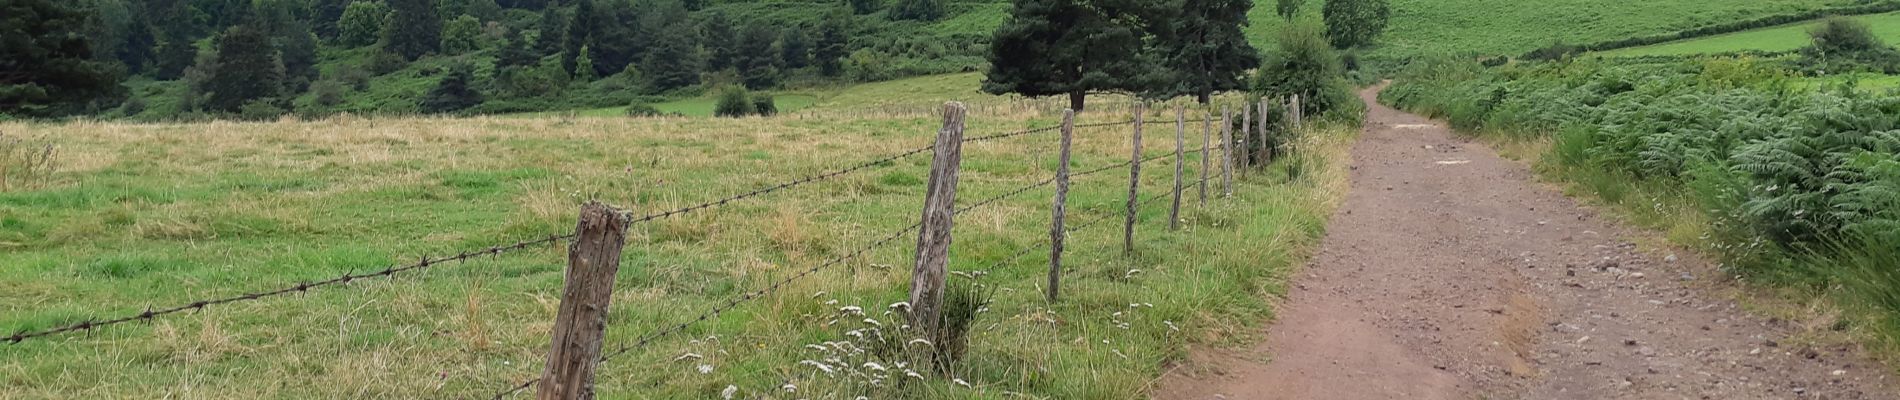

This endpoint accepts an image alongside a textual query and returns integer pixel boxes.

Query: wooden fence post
[1257,101,1270,165]
[1048,109,1075,303]
[1221,106,1234,197]
[1291,94,1303,128]
[1198,107,1211,206]
[1123,102,1145,256]
[536,201,629,400]
[1239,102,1251,172]
[908,102,967,336]
[1169,104,1185,231]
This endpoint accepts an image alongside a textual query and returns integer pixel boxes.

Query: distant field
[1245,0,1863,59]
[520,94,822,118]
[1602,12,1900,57]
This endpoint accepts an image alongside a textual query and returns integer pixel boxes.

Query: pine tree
[466,0,504,22]
[534,6,565,57]
[779,28,811,69]
[497,26,540,68]
[573,45,599,81]
[847,0,879,15]
[698,12,738,71]
[338,1,389,47]
[384,0,443,60]
[561,0,594,74]
[1153,0,1260,103]
[314,0,352,40]
[814,17,849,77]
[641,26,700,92]
[277,20,321,86]
[205,24,283,112]
[154,0,199,79]
[982,0,1153,110]
[736,24,779,89]
[0,0,126,117]
[420,65,484,113]
[117,14,159,75]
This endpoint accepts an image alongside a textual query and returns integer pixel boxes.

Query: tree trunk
[1069,91,1086,111]
[1196,91,1211,105]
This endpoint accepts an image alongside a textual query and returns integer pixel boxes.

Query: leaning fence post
[1222,106,1234,197]
[536,201,629,400]
[909,102,967,337]
[1239,102,1252,172]
[1169,104,1185,231]
[1047,109,1075,303]
[1123,102,1146,256]
[1198,107,1211,206]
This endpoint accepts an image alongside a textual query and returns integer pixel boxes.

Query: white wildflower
[862,362,887,372]
[954,378,973,388]
[781,383,797,393]
[907,338,933,347]
[839,306,864,315]
[863,318,882,327]
[698,364,714,374]
[799,360,836,374]
[721,385,738,399]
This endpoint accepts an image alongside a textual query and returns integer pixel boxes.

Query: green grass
[0,79,1353,398]
[517,94,822,118]
[1602,12,1900,57]
[1246,0,1864,60]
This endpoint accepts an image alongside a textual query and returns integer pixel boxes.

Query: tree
[641,26,701,92]
[1152,0,1260,103]
[384,0,443,60]
[154,0,198,79]
[497,26,540,68]
[698,12,738,71]
[338,1,389,47]
[420,65,483,113]
[814,18,849,77]
[735,24,780,88]
[982,0,1152,111]
[1275,0,1302,18]
[205,24,283,113]
[889,0,944,21]
[534,6,565,57]
[314,0,353,40]
[466,0,504,22]
[277,21,321,87]
[116,14,159,75]
[443,14,484,55]
[1321,0,1388,49]
[779,28,812,70]
[0,0,126,117]
[573,45,599,81]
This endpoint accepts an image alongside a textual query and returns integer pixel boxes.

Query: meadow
[0,83,1353,398]
[1601,12,1900,57]
[1243,0,1866,61]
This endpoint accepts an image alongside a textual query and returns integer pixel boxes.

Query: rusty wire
[5,233,574,345]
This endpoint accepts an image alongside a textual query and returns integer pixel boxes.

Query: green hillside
[1602,11,1900,57]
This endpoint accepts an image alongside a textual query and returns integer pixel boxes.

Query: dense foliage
[1383,55,1900,335]
[1320,0,1388,49]
[981,0,1261,109]
[1520,1,1900,59]
[0,0,125,118]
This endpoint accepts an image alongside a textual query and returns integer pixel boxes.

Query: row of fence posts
[528,95,1305,399]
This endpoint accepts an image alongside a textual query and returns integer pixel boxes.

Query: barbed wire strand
[5,233,574,345]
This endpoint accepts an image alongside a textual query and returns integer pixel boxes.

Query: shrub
[1798,17,1900,74]
[713,86,753,117]
[238,100,286,121]
[1322,0,1389,49]
[311,80,347,106]
[752,95,778,117]
[118,97,148,117]
[1252,18,1358,121]
[368,50,409,75]
[624,102,662,117]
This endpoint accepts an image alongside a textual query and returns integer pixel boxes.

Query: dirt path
[1153,86,1895,399]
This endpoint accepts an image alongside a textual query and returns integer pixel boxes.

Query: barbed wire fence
[7,94,1310,400]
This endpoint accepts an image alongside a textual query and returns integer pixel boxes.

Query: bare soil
[1152,86,1897,399]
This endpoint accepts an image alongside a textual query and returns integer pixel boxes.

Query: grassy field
[0,84,1353,398]
[1244,0,1865,60]
[518,94,823,118]
[1601,12,1900,57]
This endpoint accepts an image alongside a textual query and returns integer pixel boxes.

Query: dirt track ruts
[1153,85,1896,400]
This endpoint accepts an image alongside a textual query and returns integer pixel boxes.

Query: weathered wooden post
[908,102,967,336]
[1199,107,1211,206]
[1123,102,1146,256]
[1221,106,1234,197]
[536,201,629,400]
[1290,94,1303,128]
[1257,101,1271,166]
[1047,110,1075,303]
[1169,104,1185,231]
[1239,102,1252,172]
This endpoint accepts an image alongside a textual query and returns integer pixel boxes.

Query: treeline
[1,0,982,120]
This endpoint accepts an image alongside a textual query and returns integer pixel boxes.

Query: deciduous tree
[1321,0,1388,49]
[384,0,443,60]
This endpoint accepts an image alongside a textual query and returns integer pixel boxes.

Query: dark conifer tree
[982,0,1152,110]
[641,27,701,92]
[420,65,484,113]
[814,17,849,77]
[889,0,943,21]
[154,1,199,79]
[735,24,780,88]
[698,12,738,71]
[0,0,126,116]
[205,24,282,112]
[779,28,811,69]
[498,27,540,68]
[117,15,160,75]
[384,0,444,60]
[534,6,565,57]
[314,0,352,40]
[1153,0,1259,103]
